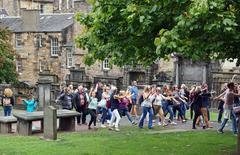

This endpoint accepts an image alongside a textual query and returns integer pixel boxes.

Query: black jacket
[72,92,88,110]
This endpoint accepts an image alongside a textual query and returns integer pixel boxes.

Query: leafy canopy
[0,28,18,83]
[76,0,189,66]
[76,0,240,66]
[155,0,240,65]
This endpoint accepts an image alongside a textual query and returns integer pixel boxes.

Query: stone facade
[0,9,75,86]
[0,0,54,15]
[0,0,159,88]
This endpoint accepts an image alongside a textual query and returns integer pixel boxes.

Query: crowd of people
[1,80,239,135]
[55,80,240,135]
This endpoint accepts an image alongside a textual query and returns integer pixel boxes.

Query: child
[22,94,37,112]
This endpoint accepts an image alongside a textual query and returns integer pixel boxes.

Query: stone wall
[0,0,54,16]
[13,27,74,85]
[0,0,19,16]
[20,0,54,14]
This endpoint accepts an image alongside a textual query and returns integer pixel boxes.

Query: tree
[76,0,189,66]
[76,0,240,66]
[155,0,240,65]
[0,28,18,83]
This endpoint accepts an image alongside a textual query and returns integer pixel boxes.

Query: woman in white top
[99,86,111,128]
[153,87,168,126]
[138,86,154,129]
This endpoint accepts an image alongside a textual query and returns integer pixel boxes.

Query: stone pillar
[38,80,51,110]
[203,65,207,84]
[174,57,180,86]
[44,106,57,140]
[237,115,240,154]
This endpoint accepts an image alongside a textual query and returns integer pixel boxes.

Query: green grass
[168,110,219,122]
[0,127,236,155]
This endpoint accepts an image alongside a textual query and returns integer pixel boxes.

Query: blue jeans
[119,108,133,123]
[219,110,237,134]
[107,109,112,120]
[101,108,108,124]
[139,106,153,129]
[162,101,174,121]
[218,101,224,122]
[4,106,12,116]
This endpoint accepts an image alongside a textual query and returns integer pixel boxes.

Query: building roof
[0,13,74,32]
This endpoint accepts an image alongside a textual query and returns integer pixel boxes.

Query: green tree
[76,0,240,66]
[0,28,18,83]
[155,0,240,65]
[76,0,189,66]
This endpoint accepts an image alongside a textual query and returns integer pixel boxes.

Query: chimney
[20,9,40,32]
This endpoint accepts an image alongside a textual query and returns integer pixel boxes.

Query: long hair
[4,88,13,97]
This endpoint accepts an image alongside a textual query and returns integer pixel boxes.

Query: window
[67,49,73,68]
[59,0,62,10]
[103,59,110,70]
[37,35,42,48]
[15,33,22,48]
[50,38,58,56]
[67,0,69,9]
[39,60,44,72]
[16,59,23,73]
[40,4,44,14]
[72,0,75,8]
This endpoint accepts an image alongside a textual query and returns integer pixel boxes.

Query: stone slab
[0,116,17,123]
[13,110,81,121]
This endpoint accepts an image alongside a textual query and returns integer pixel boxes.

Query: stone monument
[43,106,57,140]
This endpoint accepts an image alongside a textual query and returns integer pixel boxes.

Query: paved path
[1,109,233,134]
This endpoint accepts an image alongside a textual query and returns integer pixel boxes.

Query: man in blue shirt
[130,81,139,118]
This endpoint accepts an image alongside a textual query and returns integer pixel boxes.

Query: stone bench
[0,116,17,134]
[13,110,81,136]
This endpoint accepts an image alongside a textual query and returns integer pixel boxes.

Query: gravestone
[43,106,57,140]
[38,80,51,110]
[237,115,240,154]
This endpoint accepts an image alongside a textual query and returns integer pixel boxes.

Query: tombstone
[38,80,51,110]
[43,106,57,140]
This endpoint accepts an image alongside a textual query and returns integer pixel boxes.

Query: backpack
[3,97,11,106]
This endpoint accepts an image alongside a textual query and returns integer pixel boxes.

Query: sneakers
[107,120,110,124]
[217,129,224,134]
[100,124,106,128]
[158,122,162,126]
[132,121,137,125]
[170,121,177,125]
[162,122,168,127]
[108,126,114,130]
[182,119,187,123]
[115,128,120,132]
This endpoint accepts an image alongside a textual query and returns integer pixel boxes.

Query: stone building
[0,0,164,89]
[0,9,75,85]
[0,0,55,15]
[0,0,90,16]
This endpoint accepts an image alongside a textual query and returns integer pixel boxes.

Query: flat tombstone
[44,106,57,140]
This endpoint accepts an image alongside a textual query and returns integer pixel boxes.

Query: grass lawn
[170,110,219,122]
[0,127,236,155]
